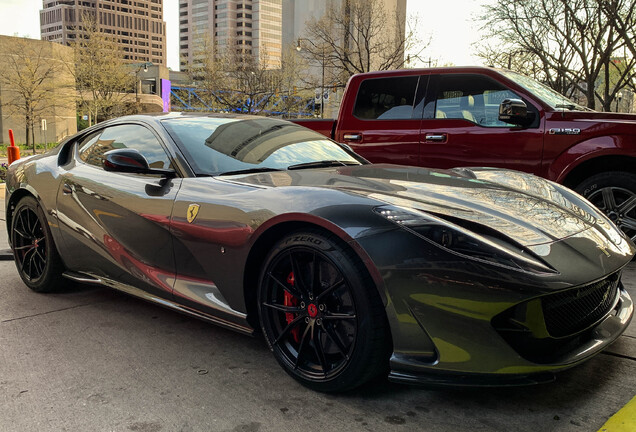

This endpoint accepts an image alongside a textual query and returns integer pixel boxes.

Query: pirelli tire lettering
[292,235,323,245]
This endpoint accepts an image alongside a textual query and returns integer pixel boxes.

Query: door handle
[425,134,447,142]
[343,133,362,142]
[62,183,74,194]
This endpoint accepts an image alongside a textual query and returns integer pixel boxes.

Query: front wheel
[11,196,66,292]
[575,171,636,242]
[257,230,390,392]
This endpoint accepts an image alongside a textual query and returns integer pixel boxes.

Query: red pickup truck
[293,66,636,241]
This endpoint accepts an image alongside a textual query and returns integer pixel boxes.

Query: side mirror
[499,98,529,126]
[103,149,175,177]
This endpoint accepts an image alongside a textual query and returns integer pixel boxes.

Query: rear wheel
[11,196,66,292]
[258,230,389,392]
[575,172,636,242]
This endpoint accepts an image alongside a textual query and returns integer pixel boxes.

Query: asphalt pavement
[0,195,635,432]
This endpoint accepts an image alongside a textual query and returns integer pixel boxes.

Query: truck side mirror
[499,99,529,126]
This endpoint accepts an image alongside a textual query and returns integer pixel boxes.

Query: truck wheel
[575,172,636,241]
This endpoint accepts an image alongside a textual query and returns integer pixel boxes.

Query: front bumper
[387,286,632,386]
[354,226,634,386]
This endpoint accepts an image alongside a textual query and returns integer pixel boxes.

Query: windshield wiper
[555,103,577,110]
[287,160,359,170]
[218,167,283,176]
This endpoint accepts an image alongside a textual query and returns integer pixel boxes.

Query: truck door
[335,74,427,166]
[419,73,544,174]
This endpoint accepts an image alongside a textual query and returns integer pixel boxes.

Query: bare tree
[0,36,73,151]
[185,37,294,115]
[182,30,227,110]
[220,48,283,114]
[602,0,636,94]
[478,0,636,110]
[72,14,134,125]
[276,46,312,117]
[301,0,423,88]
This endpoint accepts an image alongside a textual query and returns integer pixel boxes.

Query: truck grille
[542,273,620,338]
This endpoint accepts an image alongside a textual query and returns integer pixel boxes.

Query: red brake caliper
[285,271,300,343]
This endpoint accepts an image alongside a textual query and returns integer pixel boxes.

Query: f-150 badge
[187,204,200,223]
[549,128,581,135]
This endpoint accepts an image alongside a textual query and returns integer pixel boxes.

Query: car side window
[78,124,172,170]
[434,74,521,127]
[353,76,422,120]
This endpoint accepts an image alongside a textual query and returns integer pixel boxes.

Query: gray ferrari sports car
[4,113,634,392]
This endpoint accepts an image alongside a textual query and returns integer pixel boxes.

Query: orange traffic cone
[7,129,20,165]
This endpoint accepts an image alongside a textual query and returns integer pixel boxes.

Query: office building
[179,0,282,69]
[40,0,167,66]
[0,35,77,145]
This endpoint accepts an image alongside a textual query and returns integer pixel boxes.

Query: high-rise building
[282,0,406,52]
[179,0,282,70]
[40,0,167,66]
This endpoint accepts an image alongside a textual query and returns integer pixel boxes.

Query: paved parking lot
[1,194,635,431]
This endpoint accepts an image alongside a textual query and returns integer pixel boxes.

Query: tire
[575,171,636,242]
[11,196,66,293]
[257,230,390,392]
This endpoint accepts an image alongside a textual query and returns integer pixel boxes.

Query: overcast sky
[0,0,487,70]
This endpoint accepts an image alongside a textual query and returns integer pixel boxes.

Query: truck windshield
[499,70,591,111]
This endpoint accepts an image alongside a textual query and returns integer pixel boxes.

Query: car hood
[224,164,624,248]
[563,111,636,124]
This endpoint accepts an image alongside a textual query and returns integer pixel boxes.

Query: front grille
[492,272,623,364]
[542,273,620,338]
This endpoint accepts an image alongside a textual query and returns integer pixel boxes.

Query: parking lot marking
[599,395,636,432]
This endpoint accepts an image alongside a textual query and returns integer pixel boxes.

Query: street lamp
[616,91,623,113]
[134,62,153,110]
[405,53,431,68]
[297,38,325,118]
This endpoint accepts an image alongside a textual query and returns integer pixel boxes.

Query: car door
[419,73,544,173]
[335,74,427,166]
[55,123,181,299]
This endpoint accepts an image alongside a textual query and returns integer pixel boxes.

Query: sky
[0,0,487,70]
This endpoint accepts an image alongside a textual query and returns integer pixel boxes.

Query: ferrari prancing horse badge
[187,204,200,223]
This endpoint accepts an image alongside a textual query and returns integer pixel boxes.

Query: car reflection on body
[4,113,634,392]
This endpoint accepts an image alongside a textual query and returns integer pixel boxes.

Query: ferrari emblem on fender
[187,204,200,223]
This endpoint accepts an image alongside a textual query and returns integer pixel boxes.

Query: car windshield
[499,70,591,111]
[161,116,362,176]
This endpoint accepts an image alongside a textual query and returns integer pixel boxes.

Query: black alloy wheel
[258,230,389,392]
[576,172,636,242]
[11,196,65,292]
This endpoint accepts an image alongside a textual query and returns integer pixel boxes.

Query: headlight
[374,206,556,274]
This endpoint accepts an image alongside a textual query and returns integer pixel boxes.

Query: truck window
[434,74,520,127]
[353,76,422,120]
